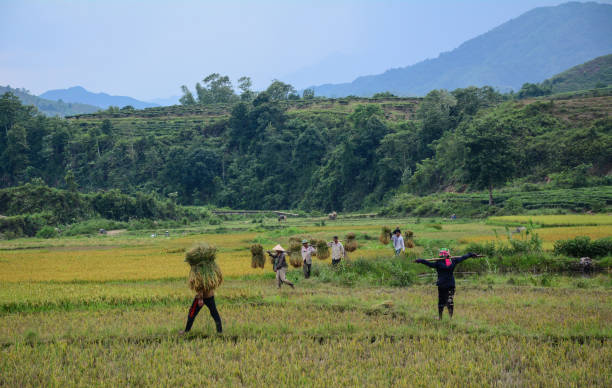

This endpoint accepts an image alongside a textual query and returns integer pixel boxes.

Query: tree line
[1,84,610,212]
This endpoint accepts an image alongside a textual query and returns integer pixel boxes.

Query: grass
[1,215,611,386]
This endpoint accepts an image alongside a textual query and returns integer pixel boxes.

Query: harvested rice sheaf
[345,232,358,252]
[185,243,217,266]
[379,227,391,245]
[185,243,223,293]
[250,244,265,269]
[312,239,330,260]
[404,230,415,249]
[289,251,302,268]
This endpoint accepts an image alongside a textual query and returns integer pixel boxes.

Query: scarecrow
[415,248,482,320]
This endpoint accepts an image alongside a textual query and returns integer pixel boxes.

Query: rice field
[488,214,612,227]
[1,216,611,386]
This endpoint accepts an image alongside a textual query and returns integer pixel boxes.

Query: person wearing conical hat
[301,239,316,278]
[268,244,294,289]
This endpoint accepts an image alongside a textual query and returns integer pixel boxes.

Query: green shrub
[35,226,58,239]
[554,236,612,258]
[63,218,128,236]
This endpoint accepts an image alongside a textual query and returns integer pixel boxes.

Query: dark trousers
[331,258,341,266]
[303,263,311,278]
[437,286,455,318]
[185,296,222,333]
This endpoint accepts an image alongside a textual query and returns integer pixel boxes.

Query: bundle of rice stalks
[185,243,217,266]
[288,237,302,254]
[289,251,302,268]
[250,244,265,269]
[312,239,330,260]
[185,243,222,293]
[345,232,358,252]
[404,230,415,249]
[379,226,391,245]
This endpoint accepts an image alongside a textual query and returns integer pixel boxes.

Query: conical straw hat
[273,244,285,251]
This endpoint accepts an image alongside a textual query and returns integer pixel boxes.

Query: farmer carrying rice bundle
[267,245,295,289]
[301,239,316,278]
[327,235,346,266]
[415,248,482,320]
[391,228,405,256]
[181,243,223,334]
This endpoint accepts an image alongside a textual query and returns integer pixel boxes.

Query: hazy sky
[1,0,609,100]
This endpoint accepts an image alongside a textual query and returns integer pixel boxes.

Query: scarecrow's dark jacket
[416,253,474,288]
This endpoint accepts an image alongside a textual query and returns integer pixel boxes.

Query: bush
[554,236,612,258]
[35,226,58,239]
[63,218,128,236]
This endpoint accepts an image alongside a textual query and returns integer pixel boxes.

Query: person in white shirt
[391,228,405,256]
[328,236,345,266]
[301,239,316,278]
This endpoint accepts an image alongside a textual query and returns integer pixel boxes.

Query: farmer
[268,244,295,289]
[414,249,478,320]
[328,235,345,266]
[301,239,316,278]
[181,289,222,334]
[391,228,405,256]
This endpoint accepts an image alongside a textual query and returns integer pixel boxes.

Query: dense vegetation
[0,86,100,117]
[311,2,612,97]
[1,81,610,215]
[0,184,201,238]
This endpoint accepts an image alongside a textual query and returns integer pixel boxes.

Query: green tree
[302,88,315,100]
[1,123,29,184]
[458,116,514,205]
[266,80,297,101]
[237,76,254,101]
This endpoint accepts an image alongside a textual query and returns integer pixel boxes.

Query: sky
[1,0,610,101]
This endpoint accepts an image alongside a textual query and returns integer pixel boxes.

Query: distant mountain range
[0,86,101,117]
[541,53,612,93]
[40,86,159,110]
[311,2,612,97]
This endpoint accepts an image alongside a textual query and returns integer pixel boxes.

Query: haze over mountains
[310,2,612,97]
[40,86,158,110]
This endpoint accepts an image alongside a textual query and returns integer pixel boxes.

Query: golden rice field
[489,214,612,226]
[1,216,611,386]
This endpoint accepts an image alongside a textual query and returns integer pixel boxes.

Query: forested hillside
[540,54,612,93]
[0,86,100,117]
[1,84,610,212]
[311,2,612,97]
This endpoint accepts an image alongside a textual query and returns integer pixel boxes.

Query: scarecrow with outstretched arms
[415,248,483,320]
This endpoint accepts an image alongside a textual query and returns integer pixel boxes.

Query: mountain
[541,54,612,93]
[40,86,159,109]
[0,85,101,117]
[311,2,612,97]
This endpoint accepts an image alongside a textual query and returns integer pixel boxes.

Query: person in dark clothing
[268,244,295,289]
[415,249,478,320]
[181,289,222,334]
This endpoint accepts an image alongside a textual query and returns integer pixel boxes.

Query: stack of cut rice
[379,226,391,245]
[250,244,265,269]
[345,232,358,252]
[288,237,303,268]
[185,243,223,293]
[312,239,330,260]
[404,230,415,249]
